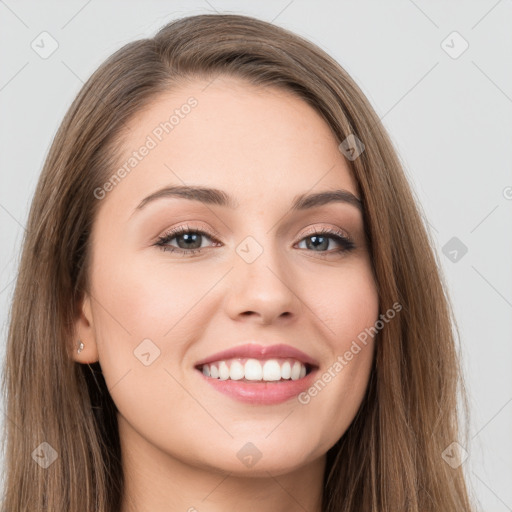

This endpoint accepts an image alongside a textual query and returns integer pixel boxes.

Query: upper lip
[194,343,319,368]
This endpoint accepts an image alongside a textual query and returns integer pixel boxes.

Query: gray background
[1,1,511,510]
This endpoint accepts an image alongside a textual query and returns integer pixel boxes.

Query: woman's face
[75,76,379,477]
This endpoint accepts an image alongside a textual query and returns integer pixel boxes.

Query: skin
[73,76,379,512]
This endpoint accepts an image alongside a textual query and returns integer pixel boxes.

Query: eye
[295,227,356,256]
[154,224,220,256]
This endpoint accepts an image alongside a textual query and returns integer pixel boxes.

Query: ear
[71,293,99,364]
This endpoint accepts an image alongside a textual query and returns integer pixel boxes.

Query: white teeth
[244,359,263,381]
[281,361,291,379]
[290,361,302,380]
[200,357,309,382]
[262,360,281,381]
[229,360,244,380]
[218,361,230,380]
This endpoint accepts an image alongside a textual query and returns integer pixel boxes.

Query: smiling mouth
[196,357,315,382]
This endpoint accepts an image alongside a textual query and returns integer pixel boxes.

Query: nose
[223,241,302,325]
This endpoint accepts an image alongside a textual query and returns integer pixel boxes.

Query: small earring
[77,341,84,354]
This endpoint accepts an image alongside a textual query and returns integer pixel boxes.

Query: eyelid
[155,222,222,244]
[299,224,353,244]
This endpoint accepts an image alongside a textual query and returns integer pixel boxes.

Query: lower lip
[197,368,318,405]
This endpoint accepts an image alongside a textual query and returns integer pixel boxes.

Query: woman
[1,13,476,512]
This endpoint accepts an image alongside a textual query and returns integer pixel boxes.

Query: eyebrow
[132,185,363,215]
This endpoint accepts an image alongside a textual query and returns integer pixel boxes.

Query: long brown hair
[1,13,477,511]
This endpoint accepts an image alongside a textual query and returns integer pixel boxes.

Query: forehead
[103,76,359,214]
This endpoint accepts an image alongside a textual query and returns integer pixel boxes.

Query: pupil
[308,235,328,251]
[178,233,201,249]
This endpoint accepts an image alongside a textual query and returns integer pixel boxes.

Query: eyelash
[154,223,356,258]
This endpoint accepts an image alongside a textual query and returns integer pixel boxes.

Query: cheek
[293,258,378,450]
[92,250,214,343]
[306,257,379,344]
[88,255,211,438]
[88,248,215,400]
